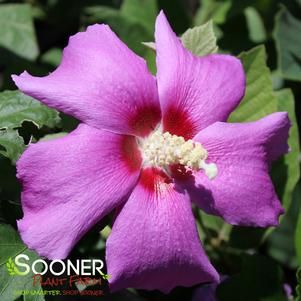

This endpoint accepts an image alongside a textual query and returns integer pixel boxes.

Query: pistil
[140,131,218,180]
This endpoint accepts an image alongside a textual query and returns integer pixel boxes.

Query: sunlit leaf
[229,45,277,122]
[142,20,218,70]
[181,20,218,56]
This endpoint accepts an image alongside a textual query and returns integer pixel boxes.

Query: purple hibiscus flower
[12,11,290,293]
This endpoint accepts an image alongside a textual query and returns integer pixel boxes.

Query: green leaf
[0,4,39,62]
[40,48,62,67]
[0,130,26,164]
[143,21,218,71]
[83,6,152,56]
[121,0,157,34]
[0,90,60,163]
[195,0,232,25]
[39,132,67,142]
[0,224,45,301]
[199,211,225,233]
[217,254,287,301]
[181,21,218,57]
[0,90,60,130]
[244,6,267,43]
[83,5,120,21]
[229,45,277,122]
[230,46,300,214]
[229,46,300,251]
[273,5,301,81]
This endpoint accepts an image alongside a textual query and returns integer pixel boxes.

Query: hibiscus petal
[106,167,219,293]
[12,25,161,137]
[155,11,245,139]
[17,124,141,259]
[187,112,290,227]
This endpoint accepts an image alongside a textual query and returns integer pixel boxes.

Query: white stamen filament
[140,130,218,180]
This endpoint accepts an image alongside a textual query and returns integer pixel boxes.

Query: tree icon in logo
[6,258,24,276]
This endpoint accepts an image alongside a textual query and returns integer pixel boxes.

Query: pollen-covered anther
[140,131,218,180]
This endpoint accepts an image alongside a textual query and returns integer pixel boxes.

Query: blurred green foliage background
[0,0,301,300]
